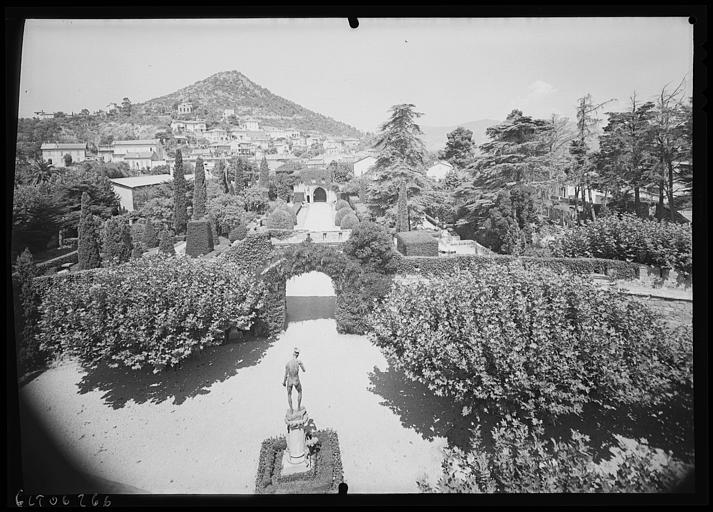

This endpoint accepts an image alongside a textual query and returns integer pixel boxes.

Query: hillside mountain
[136,70,363,138]
[420,119,501,154]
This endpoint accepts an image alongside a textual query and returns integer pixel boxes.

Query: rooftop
[113,139,160,146]
[109,174,174,189]
[124,152,161,160]
[40,143,86,150]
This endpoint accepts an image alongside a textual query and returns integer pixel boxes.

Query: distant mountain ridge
[136,70,363,138]
[420,119,501,153]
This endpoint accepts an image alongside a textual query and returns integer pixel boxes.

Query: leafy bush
[206,194,245,235]
[102,215,132,266]
[36,256,267,372]
[12,249,47,375]
[77,193,102,270]
[131,242,144,259]
[335,199,350,211]
[419,416,692,493]
[242,186,269,214]
[266,209,293,230]
[338,213,359,230]
[343,221,398,274]
[336,271,393,335]
[393,253,639,280]
[395,231,438,256]
[334,206,353,226]
[550,214,692,275]
[158,229,175,255]
[228,223,248,243]
[370,264,692,416]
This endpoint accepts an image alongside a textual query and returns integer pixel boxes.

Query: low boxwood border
[394,253,639,280]
[255,429,343,494]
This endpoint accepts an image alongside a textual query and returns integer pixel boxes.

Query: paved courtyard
[297,203,336,232]
[19,272,447,494]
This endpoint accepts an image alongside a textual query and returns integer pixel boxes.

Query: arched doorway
[313,187,327,202]
[285,271,335,323]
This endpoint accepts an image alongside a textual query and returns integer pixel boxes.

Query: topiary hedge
[266,209,294,230]
[393,253,640,280]
[185,219,214,257]
[335,199,350,211]
[395,231,439,257]
[228,223,248,243]
[338,213,359,230]
[334,206,353,227]
[550,214,692,276]
[36,256,267,372]
[370,264,692,417]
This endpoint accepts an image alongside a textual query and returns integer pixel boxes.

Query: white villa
[177,102,193,114]
[109,174,192,212]
[41,143,87,167]
[293,168,338,204]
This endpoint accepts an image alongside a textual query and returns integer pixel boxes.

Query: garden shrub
[369,264,692,416]
[142,218,158,248]
[266,209,294,230]
[393,253,639,280]
[220,232,273,273]
[550,214,692,275]
[102,215,132,266]
[36,255,267,372]
[338,213,359,230]
[343,221,399,274]
[131,242,144,259]
[206,194,245,235]
[335,270,393,335]
[419,416,692,493]
[395,231,439,257]
[335,199,350,211]
[228,223,248,243]
[334,206,353,226]
[158,230,175,255]
[12,249,47,375]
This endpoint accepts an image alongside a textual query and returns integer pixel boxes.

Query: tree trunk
[667,160,676,222]
[587,186,596,221]
[573,185,580,225]
[581,184,588,222]
[658,180,665,221]
[634,187,641,217]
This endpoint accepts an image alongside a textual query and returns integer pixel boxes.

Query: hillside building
[292,168,338,204]
[426,161,454,182]
[242,119,259,131]
[222,108,235,120]
[41,143,87,167]
[177,102,193,114]
[112,139,165,160]
[33,111,55,120]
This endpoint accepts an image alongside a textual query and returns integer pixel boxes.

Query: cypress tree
[14,248,42,373]
[158,229,176,255]
[193,157,207,219]
[173,150,188,234]
[233,157,244,194]
[78,192,102,270]
[131,241,144,259]
[259,156,269,188]
[216,159,229,194]
[396,181,409,232]
[102,216,132,265]
[142,218,158,248]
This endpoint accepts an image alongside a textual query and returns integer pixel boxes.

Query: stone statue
[282,347,306,414]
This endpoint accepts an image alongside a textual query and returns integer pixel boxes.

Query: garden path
[298,203,336,232]
[19,271,447,494]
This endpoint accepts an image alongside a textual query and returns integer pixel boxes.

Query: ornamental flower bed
[369,263,692,417]
[254,429,344,494]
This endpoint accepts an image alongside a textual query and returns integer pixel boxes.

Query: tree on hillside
[259,156,269,188]
[173,150,188,233]
[568,94,614,222]
[77,192,102,270]
[440,127,476,169]
[121,97,132,116]
[597,94,657,217]
[193,157,207,219]
[652,82,691,221]
[368,104,429,219]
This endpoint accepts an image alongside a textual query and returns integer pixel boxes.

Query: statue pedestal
[282,408,310,475]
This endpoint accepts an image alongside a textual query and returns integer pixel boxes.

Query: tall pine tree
[77,192,101,270]
[193,157,207,219]
[173,150,188,233]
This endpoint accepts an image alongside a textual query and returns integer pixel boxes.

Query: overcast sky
[18,17,693,132]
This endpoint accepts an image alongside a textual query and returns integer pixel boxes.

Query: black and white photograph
[6,12,705,503]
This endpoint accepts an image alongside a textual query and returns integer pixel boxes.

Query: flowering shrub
[419,416,692,493]
[36,255,266,372]
[369,264,692,416]
[550,214,692,275]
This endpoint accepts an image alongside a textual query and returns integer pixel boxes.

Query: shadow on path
[76,336,274,409]
[286,296,335,324]
[367,367,480,450]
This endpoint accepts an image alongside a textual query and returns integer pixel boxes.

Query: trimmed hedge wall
[267,209,294,230]
[393,253,640,280]
[334,206,353,226]
[185,219,214,257]
[395,231,439,257]
[255,429,343,494]
[335,199,350,211]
